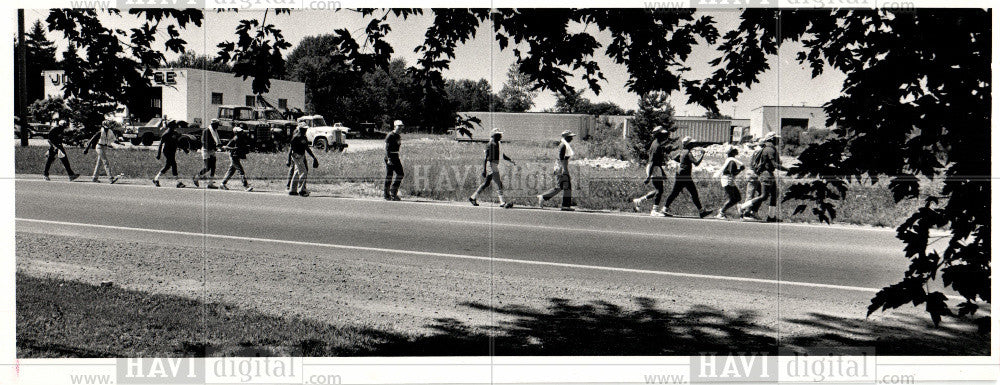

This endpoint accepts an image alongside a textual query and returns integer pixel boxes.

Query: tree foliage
[165,51,232,73]
[687,9,990,330]
[497,62,539,112]
[19,20,60,105]
[44,8,202,131]
[555,89,626,116]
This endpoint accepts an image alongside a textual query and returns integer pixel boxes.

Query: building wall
[456,112,594,142]
[673,117,733,144]
[749,106,834,138]
[39,68,306,127]
[187,68,305,126]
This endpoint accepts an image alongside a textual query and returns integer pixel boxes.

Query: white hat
[393,120,404,126]
[763,131,779,141]
[233,126,244,133]
[680,136,693,144]
[561,130,576,137]
[491,129,503,136]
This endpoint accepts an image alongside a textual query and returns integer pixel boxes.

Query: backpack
[750,147,766,174]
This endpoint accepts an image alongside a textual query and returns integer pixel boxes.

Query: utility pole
[17,9,28,147]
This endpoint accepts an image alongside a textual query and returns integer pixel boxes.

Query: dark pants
[541,174,573,208]
[198,155,216,178]
[722,185,742,212]
[663,175,703,211]
[43,145,74,177]
[639,179,665,205]
[384,156,404,198]
[158,152,178,176]
[222,156,248,187]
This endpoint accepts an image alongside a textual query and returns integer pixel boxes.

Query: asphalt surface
[14,178,913,291]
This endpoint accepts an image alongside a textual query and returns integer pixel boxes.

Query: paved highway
[15,178,911,292]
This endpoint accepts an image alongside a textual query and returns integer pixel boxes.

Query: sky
[23,8,847,118]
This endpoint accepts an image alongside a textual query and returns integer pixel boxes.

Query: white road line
[16,217,925,296]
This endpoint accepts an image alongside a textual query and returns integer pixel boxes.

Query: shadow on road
[16,275,989,357]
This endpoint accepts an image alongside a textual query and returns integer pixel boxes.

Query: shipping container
[673,117,733,144]
[455,111,594,142]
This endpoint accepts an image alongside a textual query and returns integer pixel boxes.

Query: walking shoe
[699,210,713,218]
[560,207,575,211]
[176,181,186,188]
[469,197,479,206]
[715,211,726,219]
[299,190,310,197]
[245,186,254,192]
[289,190,299,196]
[43,175,50,181]
[650,210,666,217]
[766,217,781,223]
[152,179,160,187]
[502,202,514,209]
[69,173,80,181]
[219,184,229,190]
[110,174,121,184]
[92,177,100,183]
[537,195,544,208]
[191,176,199,187]
[390,196,401,201]
[661,211,674,217]
[206,182,219,189]
[632,198,643,212]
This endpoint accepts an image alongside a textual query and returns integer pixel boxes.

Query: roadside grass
[16,273,390,357]
[14,136,925,228]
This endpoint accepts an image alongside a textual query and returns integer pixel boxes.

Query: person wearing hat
[152,120,189,188]
[286,122,309,192]
[383,120,405,200]
[740,131,786,222]
[193,119,222,189]
[632,126,671,216]
[220,125,253,191]
[538,130,576,211]
[741,139,765,217]
[83,120,122,184]
[470,129,516,208]
[286,124,320,196]
[661,136,712,218]
[42,119,80,181]
[714,146,746,219]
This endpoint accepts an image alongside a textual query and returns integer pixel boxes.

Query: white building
[41,68,305,126]
[748,105,835,139]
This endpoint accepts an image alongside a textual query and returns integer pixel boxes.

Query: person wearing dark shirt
[42,120,80,181]
[287,125,320,197]
[152,120,189,188]
[631,126,670,216]
[193,119,222,189]
[220,126,253,192]
[538,130,575,211]
[470,129,516,208]
[740,131,786,222]
[741,140,764,217]
[662,136,712,218]
[383,120,405,201]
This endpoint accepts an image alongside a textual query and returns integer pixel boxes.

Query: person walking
[740,140,764,218]
[220,126,254,192]
[152,120,189,188]
[537,130,576,211]
[42,119,80,181]
[632,126,670,216]
[661,136,712,218]
[714,146,745,219]
[83,120,121,184]
[470,129,516,208]
[287,125,320,197]
[383,120,405,201]
[193,119,222,189]
[739,131,786,222]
